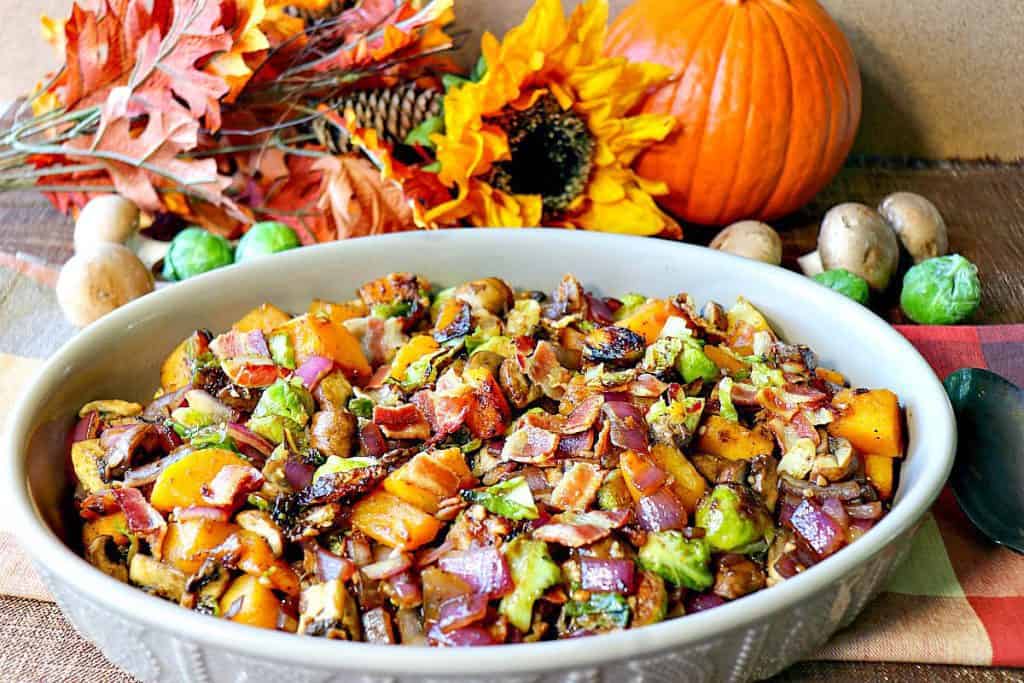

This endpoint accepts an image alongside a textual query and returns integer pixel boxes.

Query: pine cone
[313,84,444,153]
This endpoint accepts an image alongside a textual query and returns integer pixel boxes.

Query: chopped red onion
[200,464,265,509]
[359,422,389,458]
[580,558,636,594]
[295,355,334,390]
[636,488,688,532]
[142,385,191,420]
[71,411,100,444]
[438,547,513,598]
[602,402,650,454]
[387,571,423,609]
[284,459,315,490]
[845,502,884,520]
[123,447,193,487]
[225,423,274,457]
[788,499,846,559]
[773,553,801,579]
[686,593,727,613]
[428,623,496,647]
[315,546,356,582]
[437,594,489,633]
[362,552,413,580]
[822,496,850,531]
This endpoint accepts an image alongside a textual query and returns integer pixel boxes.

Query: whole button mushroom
[878,192,949,263]
[709,221,782,265]
[818,203,900,291]
[56,243,155,327]
[73,195,140,251]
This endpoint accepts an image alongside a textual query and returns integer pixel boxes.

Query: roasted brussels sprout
[500,537,561,631]
[695,484,771,553]
[582,325,645,367]
[637,530,713,591]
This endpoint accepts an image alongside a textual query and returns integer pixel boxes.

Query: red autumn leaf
[256,155,334,245]
[315,155,416,239]
[65,96,229,212]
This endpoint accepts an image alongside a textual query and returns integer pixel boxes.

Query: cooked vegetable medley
[72,273,903,645]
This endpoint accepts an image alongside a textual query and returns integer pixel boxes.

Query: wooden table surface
[1,163,1023,682]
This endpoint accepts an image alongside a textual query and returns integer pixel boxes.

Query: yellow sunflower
[424,0,680,236]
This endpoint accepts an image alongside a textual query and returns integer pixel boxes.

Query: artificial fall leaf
[207,0,271,102]
[65,93,230,214]
[315,155,415,239]
[256,156,334,245]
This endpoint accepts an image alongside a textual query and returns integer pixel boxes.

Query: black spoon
[944,368,1024,554]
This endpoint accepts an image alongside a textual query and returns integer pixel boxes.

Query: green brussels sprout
[641,336,683,375]
[251,378,314,433]
[347,397,374,419]
[900,254,981,325]
[749,361,784,388]
[695,484,771,552]
[716,377,739,422]
[268,332,296,369]
[499,538,561,631]
[247,415,302,445]
[163,227,233,280]
[234,221,300,263]
[462,476,539,520]
[677,338,719,384]
[613,293,647,321]
[812,269,870,305]
[637,530,713,590]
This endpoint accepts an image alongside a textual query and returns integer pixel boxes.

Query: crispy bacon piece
[628,374,668,398]
[200,464,265,509]
[549,463,604,511]
[525,341,571,400]
[210,329,270,361]
[111,487,168,558]
[221,359,288,388]
[373,403,431,440]
[562,395,604,434]
[532,509,631,547]
[465,370,511,439]
[501,426,560,464]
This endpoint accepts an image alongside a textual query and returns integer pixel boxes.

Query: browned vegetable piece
[362,606,397,644]
[582,325,645,367]
[695,415,775,461]
[454,277,515,315]
[632,570,668,626]
[748,454,779,512]
[713,554,766,600]
[298,579,362,639]
[310,410,357,458]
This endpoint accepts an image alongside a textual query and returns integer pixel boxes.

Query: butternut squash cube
[273,314,371,382]
[649,443,707,514]
[233,303,292,334]
[352,490,442,550]
[828,389,904,458]
[220,574,283,630]
[865,454,895,500]
[160,337,192,392]
[696,415,775,461]
[82,512,130,548]
[150,448,251,513]
[619,299,677,345]
[163,518,238,575]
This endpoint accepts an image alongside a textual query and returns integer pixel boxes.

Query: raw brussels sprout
[695,484,771,552]
[163,227,233,280]
[234,221,300,263]
[462,476,539,520]
[499,538,561,631]
[677,338,718,384]
[637,530,713,590]
[812,269,870,305]
[900,254,981,325]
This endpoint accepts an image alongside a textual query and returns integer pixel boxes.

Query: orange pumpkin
[607,0,861,225]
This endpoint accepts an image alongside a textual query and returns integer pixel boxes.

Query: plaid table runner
[0,257,1022,670]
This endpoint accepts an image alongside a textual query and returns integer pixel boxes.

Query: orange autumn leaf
[315,155,416,239]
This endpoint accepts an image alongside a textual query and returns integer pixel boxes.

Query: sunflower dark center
[488,95,595,214]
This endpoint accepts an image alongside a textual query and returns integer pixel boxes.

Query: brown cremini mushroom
[56,243,155,327]
[877,192,949,263]
[73,195,140,252]
[818,203,900,291]
[709,221,783,265]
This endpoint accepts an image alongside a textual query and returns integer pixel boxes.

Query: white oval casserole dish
[4,229,955,683]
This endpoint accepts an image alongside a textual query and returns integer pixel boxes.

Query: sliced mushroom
[85,536,129,582]
[455,277,515,315]
[797,250,824,276]
[818,203,899,291]
[129,553,187,601]
[313,371,354,411]
[298,579,362,639]
[236,509,285,557]
[878,191,949,263]
[713,554,766,600]
[309,410,357,458]
[181,556,232,613]
[748,454,779,512]
[709,221,783,265]
[499,356,541,409]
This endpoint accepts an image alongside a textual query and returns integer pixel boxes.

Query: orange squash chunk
[352,489,442,550]
[231,530,301,597]
[309,298,368,325]
[82,512,130,548]
[649,443,707,514]
[274,314,371,382]
[815,367,846,386]
[389,335,439,381]
[160,337,193,392]
[865,454,895,500]
[619,299,677,345]
[163,518,238,575]
[619,450,666,502]
[828,389,903,458]
[220,574,284,630]
[705,345,749,374]
[150,448,251,513]
[696,415,775,461]
[233,303,292,334]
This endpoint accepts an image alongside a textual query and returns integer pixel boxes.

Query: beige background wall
[4,0,1023,159]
